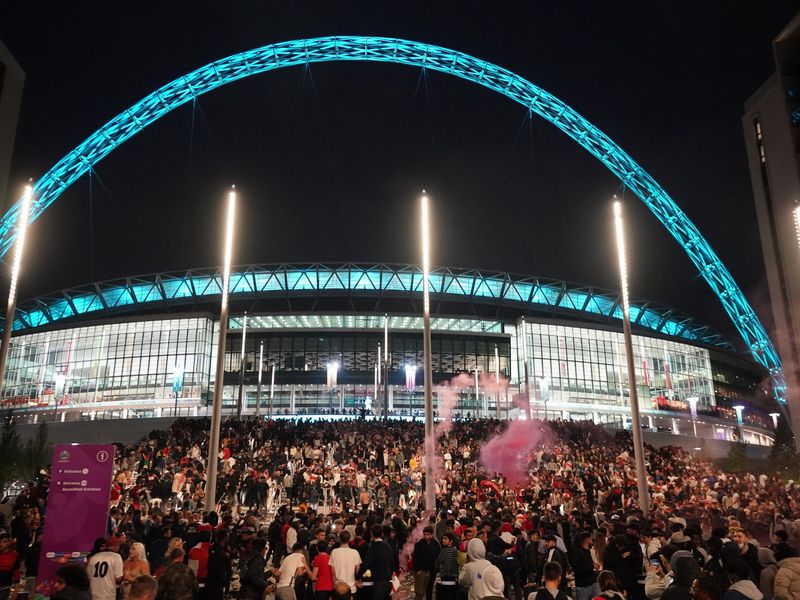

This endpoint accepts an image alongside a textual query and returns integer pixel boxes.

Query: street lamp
[269,363,276,418]
[405,363,417,412]
[327,362,340,413]
[613,198,650,514]
[420,191,435,514]
[0,183,33,401]
[205,186,237,511]
[494,344,500,419]
[172,365,184,417]
[236,312,247,418]
[255,341,263,417]
[383,314,389,420]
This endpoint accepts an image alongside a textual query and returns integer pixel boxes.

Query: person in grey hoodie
[459,538,494,600]
[723,561,764,600]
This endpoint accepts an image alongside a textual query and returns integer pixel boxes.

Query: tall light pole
[0,183,33,401]
[205,186,236,511]
[421,192,436,514]
[269,363,276,418]
[474,368,480,418]
[236,311,247,418]
[613,198,650,515]
[383,314,389,420]
[255,341,263,417]
[377,342,382,415]
[494,344,501,419]
[521,317,532,420]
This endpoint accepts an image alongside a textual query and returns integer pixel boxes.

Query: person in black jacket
[240,538,269,600]
[526,530,544,586]
[205,530,232,600]
[571,531,599,600]
[412,526,440,600]
[541,535,570,591]
[360,524,395,600]
[603,535,637,600]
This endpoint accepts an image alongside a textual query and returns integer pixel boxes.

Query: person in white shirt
[275,544,307,600]
[87,539,125,600]
[328,531,362,593]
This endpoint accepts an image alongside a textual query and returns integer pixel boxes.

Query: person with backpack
[239,538,269,600]
[527,561,573,600]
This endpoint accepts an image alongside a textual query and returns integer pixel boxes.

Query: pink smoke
[479,419,551,485]
[434,373,473,437]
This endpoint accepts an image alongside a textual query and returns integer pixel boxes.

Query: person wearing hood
[723,561,764,600]
[51,564,92,600]
[459,539,494,600]
[661,556,702,600]
[774,554,800,600]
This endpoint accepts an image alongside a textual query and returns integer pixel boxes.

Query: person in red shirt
[0,532,20,598]
[310,541,334,600]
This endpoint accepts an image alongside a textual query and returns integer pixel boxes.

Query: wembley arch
[0,35,787,407]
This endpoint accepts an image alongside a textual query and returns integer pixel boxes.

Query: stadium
[0,261,779,447]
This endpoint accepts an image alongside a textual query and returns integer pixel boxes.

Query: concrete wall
[15,418,770,462]
[16,417,180,446]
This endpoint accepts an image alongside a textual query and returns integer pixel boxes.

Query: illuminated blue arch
[0,36,786,402]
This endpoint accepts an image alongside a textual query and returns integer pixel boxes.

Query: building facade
[0,263,779,446]
[0,39,25,206]
[743,11,800,434]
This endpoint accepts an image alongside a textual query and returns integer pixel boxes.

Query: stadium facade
[0,263,779,446]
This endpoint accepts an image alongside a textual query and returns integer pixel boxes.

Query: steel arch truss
[0,36,785,401]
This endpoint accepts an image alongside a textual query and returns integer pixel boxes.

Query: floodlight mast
[613,198,650,515]
[205,186,237,511]
[0,183,33,401]
[421,192,436,515]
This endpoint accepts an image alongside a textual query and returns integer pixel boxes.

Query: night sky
[0,2,797,351]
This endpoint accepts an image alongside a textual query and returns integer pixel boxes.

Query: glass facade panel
[518,321,714,410]
[1,317,213,409]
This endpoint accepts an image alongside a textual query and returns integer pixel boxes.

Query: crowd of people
[2,416,800,600]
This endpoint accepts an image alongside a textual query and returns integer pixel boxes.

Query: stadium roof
[6,263,732,349]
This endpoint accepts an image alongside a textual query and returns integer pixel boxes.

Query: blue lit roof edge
[6,263,731,349]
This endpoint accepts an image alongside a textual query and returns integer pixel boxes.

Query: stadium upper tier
[6,263,731,349]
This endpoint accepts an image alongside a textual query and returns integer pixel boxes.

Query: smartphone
[650,559,660,567]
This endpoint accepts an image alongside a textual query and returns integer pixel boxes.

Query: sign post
[37,444,115,591]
